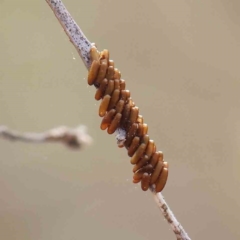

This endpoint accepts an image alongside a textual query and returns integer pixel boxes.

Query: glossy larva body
[87,47,168,192]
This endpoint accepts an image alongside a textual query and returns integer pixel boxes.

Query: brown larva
[87,46,169,193]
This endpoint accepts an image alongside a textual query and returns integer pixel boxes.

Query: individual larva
[87,46,169,193]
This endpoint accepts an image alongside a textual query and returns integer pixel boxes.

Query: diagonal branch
[0,125,92,149]
[45,1,191,239]
[45,0,92,69]
[151,186,191,240]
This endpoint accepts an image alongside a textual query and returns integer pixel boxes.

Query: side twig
[45,0,190,239]
[0,125,92,150]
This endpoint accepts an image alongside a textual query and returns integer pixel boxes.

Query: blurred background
[0,0,240,239]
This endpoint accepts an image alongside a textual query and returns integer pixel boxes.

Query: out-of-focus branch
[0,125,92,149]
[45,1,191,239]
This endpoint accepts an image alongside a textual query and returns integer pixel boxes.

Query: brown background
[0,0,240,239]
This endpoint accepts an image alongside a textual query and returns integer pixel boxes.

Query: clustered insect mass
[87,46,168,192]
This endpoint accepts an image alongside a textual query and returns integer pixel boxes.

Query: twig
[45,0,191,239]
[151,187,191,240]
[45,0,92,69]
[0,125,92,149]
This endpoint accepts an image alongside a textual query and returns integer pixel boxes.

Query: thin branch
[45,0,191,239]
[151,187,191,240]
[45,0,92,69]
[0,125,92,150]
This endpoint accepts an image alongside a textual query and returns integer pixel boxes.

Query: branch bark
[45,0,92,69]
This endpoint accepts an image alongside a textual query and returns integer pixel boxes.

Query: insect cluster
[87,46,168,192]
